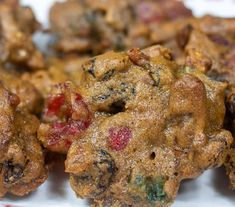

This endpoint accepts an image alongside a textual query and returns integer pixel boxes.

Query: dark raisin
[76,174,92,181]
[208,34,232,47]
[74,150,117,197]
[96,94,111,101]
[86,58,96,78]
[127,169,133,183]
[207,70,228,82]
[84,11,103,42]
[149,71,160,87]
[115,35,126,51]
[90,150,117,196]
[102,70,114,81]
[131,88,136,96]
[3,161,24,184]
[177,24,193,48]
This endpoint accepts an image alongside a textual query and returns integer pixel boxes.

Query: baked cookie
[0,0,45,70]
[0,83,47,197]
[38,46,232,205]
[49,0,192,54]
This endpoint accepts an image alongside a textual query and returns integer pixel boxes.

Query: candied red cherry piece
[75,93,82,102]
[208,34,232,47]
[39,82,94,153]
[45,93,66,117]
[108,126,132,151]
[47,120,90,148]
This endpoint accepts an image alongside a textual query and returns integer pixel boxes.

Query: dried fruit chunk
[38,82,92,153]
[108,127,132,151]
[65,47,232,206]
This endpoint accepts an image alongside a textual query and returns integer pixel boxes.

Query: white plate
[1,1,235,206]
